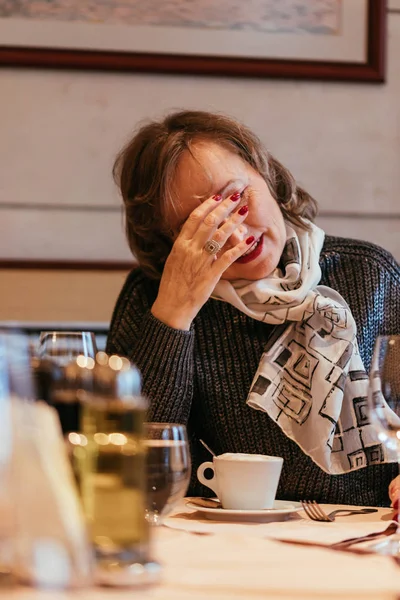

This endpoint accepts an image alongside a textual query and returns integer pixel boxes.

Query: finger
[178,193,223,239]
[180,191,242,242]
[389,478,400,501]
[211,235,256,274]
[390,490,400,507]
[208,204,249,249]
[195,192,244,247]
[198,203,249,258]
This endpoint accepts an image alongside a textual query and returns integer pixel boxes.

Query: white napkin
[164,502,394,544]
[9,399,92,589]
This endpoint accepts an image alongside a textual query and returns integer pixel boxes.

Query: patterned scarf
[213,222,397,474]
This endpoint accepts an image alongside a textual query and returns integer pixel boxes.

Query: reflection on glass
[37,331,97,366]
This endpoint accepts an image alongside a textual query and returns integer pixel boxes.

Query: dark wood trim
[0,260,134,270]
[0,1,387,82]
[0,202,120,213]
[4,207,399,219]
[318,211,400,220]
[367,0,387,81]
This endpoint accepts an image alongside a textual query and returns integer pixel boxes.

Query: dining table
[8,500,400,600]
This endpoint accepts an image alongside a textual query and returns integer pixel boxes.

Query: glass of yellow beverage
[52,353,161,587]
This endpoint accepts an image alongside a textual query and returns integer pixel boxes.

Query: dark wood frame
[0,0,386,82]
[0,260,133,271]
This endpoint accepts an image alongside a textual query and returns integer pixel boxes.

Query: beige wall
[0,269,129,323]
[1,4,399,323]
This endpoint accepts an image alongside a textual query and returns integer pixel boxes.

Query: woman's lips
[236,236,263,264]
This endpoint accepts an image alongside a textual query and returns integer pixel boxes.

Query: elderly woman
[107,110,400,507]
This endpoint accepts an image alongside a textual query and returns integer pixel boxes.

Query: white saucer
[185,499,302,522]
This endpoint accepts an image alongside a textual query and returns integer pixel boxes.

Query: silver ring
[204,239,221,256]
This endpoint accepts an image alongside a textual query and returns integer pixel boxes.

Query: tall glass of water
[368,334,400,556]
[144,423,191,525]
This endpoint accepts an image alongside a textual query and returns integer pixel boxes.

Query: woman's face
[168,141,287,281]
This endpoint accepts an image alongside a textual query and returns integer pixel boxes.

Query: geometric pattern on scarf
[213,222,397,474]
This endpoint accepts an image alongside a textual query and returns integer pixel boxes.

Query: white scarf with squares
[213,222,396,474]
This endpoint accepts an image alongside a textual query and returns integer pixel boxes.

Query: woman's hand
[389,474,400,511]
[151,192,252,330]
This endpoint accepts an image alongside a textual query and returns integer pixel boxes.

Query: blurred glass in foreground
[51,352,160,587]
[0,331,28,587]
[0,331,92,590]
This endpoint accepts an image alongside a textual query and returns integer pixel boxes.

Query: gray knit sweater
[107,236,400,506]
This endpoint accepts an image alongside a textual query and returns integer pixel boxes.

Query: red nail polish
[230,192,241,202]
[213,194,222,201]
[246,236,255,245]
[393,499,399,510]
[238,205,248,216]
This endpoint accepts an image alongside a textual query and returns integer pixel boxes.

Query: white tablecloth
[8,502,400,600]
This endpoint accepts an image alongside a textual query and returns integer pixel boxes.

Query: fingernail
[230,192,241,202]
[393,499,399,510]
[238,205,249,216]
[213,194,222,201]
[246,236,255,245]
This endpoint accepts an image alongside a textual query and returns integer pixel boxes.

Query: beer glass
[53,353,160,586]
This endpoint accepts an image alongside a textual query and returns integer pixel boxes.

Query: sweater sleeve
[106,269,195,424]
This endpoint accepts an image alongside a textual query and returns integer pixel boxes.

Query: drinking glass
[37,331,97,366]
[35,332,97,434]
[144,423,191,525]
[0,331,35,587]
[368,334,400,556]
[53,354,160,586]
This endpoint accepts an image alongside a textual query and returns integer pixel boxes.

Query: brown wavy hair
[113,110,318,280]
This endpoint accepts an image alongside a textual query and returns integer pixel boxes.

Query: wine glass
[368,334,400,556]
[144,423,191,525]
[37,331,97,366]
[35,332,97,434]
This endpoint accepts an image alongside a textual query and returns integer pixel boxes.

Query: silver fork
[301,500,377,522]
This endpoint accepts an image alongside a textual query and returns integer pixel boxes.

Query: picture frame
[0,0,387,82]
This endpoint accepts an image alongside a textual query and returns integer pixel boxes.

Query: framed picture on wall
[0,0,387,82]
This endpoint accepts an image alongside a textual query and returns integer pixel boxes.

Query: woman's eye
[238,189,248,204]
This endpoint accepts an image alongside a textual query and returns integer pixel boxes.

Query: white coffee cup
[197,452,283,510]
